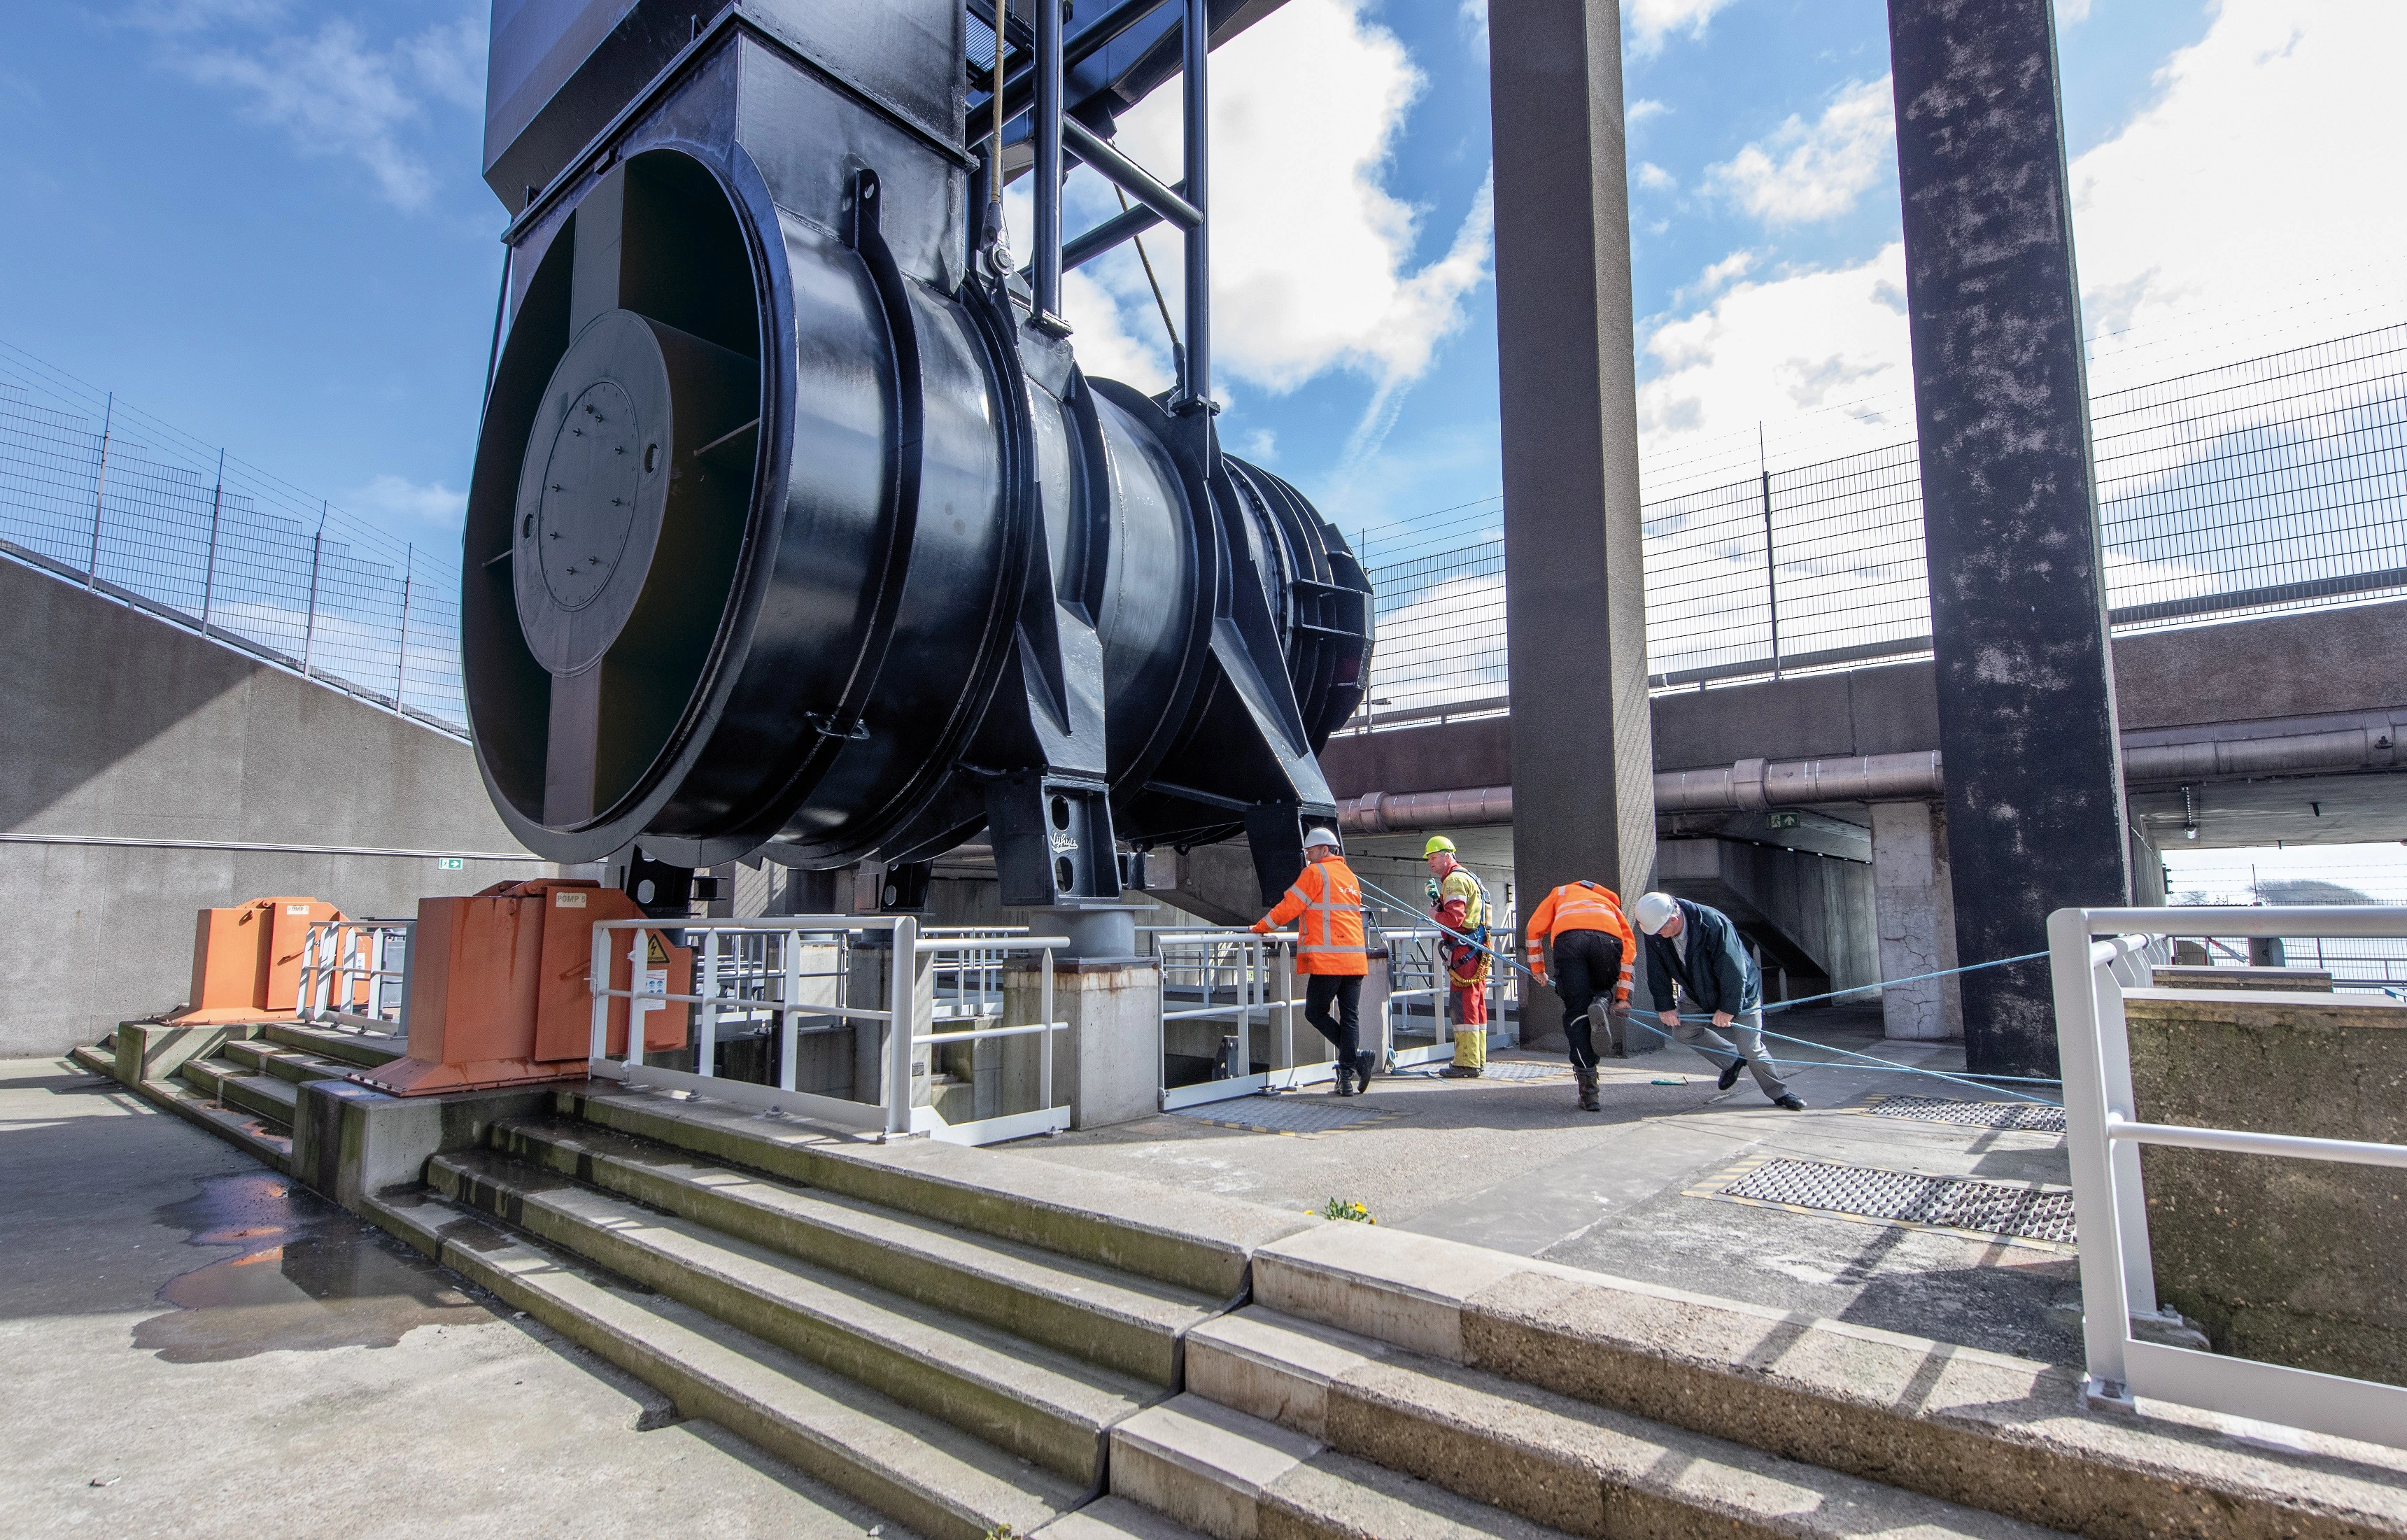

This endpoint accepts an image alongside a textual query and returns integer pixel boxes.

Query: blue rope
[1351,873,2063,1107]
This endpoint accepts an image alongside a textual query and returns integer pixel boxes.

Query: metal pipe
[1032,0,1064,324]
[1061,118,1201,229]
[1178,0,1208,411]
[1058,199,1168,272]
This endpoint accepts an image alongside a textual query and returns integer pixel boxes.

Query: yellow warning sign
[646,933,668,965]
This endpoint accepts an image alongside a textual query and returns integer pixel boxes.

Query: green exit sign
[437,857,465,870]
[1769,813,1801,830]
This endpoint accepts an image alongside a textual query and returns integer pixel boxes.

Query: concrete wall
[1655,837,1878,1006]
[1320,600,2407,796]
[0,558,543,1057]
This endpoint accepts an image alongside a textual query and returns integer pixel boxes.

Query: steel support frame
[1022,0,1213,408]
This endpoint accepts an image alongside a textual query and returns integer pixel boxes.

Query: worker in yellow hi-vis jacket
[1423,835,1490,1078]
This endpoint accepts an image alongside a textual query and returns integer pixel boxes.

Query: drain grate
[1166,1097,1399,1136]
[1709,1158,2077,1245]
[1402,1059,1569,1082]
[1860,1094,2066,1133]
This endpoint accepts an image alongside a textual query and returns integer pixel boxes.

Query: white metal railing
[1380,927,1452,1068]
[1150,928,1339,1109]
[295,918,411,1032]
[2049,905,2407,1450]
[586,916,1073,1146]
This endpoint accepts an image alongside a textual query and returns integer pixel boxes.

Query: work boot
[1774,1094,1807,1111]
[1717,1059,1744,1092]
[1575,1066,1602,1112]
[1438,1064,1480,1079]
[1355,1050,1380,1091]
[1332,1063,1356,1096]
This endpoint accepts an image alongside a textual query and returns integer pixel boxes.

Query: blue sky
[3,1,2401,569]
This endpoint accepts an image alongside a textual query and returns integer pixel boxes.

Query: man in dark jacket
[1630,892,1805,1110]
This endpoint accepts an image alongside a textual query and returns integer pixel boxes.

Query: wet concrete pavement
[0,1057,906,1539]
[1010,1006,2084,1365]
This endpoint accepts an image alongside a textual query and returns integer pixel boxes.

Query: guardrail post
[779,925,801,1094]
[589,923,612,1064]
[1040,945,1056,1115]
[698,927,721,1078]
[2049,908,2133,1399]
[886,917,917,1138]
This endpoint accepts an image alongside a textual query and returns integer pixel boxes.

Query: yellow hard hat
[1423,835,1456,856]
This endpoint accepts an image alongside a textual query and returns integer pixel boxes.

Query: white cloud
[1635,162,1677,192]
[1630,0,2407,497]
[1458,0,1488,48]
[1704,77,1895,227]
[2056,0,2093,24]
[142,8,486,211]
[1626,0,1743,57]
[1069,0,1492,447]
[346,473,467,532]
[1637,243,1917,480]
[2067,0,2407,385]
[1627,98,1670,129]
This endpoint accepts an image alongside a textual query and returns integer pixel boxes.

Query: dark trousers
[1553,928,1625,1071]
[1303,973,1364,1061]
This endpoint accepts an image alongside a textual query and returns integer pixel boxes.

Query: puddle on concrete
[137,1172,488,1362]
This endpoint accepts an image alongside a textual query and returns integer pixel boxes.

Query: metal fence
[0,341,467,735]
[1362,324,2407,716]
[9,318,2402,739]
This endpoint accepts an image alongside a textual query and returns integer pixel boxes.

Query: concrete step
[175,1060,299,1126]
[492,1115,1221,1386]
[558,1085,1308,1298]
[1110,1393,1570,1540]
[1246,1217,2407,1539]
[1033,1495,1210,1539]
[262,1020,408,1068]
[220,1039,356,1086]
[66,1043,115,1078]
[370,1187,1081,1540]
[1185,1306,2056,1539]
[427,1146,1158,1483]
[133,1072,293,1173]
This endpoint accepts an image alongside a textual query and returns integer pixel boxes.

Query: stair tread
[221,1040,354,1083]
[136,1074,293,1169]
[1114,1394,1568,1539]
[1035,1495,1209,1539]
[262,1020,408,1068]
[67,1044,114,1078]
[1192,1307,2062,1539]
[430,1147,1160,1449]
[499,1116,1220,1334]
[373,1188,1079,1538]
[212,1071,300,1112]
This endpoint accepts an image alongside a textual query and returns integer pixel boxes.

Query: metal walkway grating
[1858,1095,2067,1133]
[1166,1098,1398,1136]
[1399,1059,1569,1081]
[1712,1158,2078,1245]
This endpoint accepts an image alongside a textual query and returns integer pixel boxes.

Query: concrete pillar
[1488,1,1658,951]
[1871,802,1963,1041]
[1888,0,2131,1077]
[1003,959,1162,1130]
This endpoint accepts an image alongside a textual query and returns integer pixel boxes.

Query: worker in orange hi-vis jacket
[1523,880,1636,1112]
[1251,827,1375,1096]
[1423,835,1490,1079]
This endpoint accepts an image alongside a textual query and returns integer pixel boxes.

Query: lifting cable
[1348,872,2068,1107]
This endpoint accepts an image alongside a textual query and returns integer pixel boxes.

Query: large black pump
[464,1,1371,907]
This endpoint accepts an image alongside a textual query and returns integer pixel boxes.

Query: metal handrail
[584,915,1072,1145]
[2049,904,2407,1450]
[295,918,412,1031]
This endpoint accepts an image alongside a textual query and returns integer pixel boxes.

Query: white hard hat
[1632,891,1680,934]
[1302,826,1341,851]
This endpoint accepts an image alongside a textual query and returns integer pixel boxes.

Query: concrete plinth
[1004,958,1162,1129]
[1870,803,1961,1040]
[2123,987,2407,1386]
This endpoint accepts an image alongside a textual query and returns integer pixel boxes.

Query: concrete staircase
[87,1048,2407,1540]
[73,1019,407,1175]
